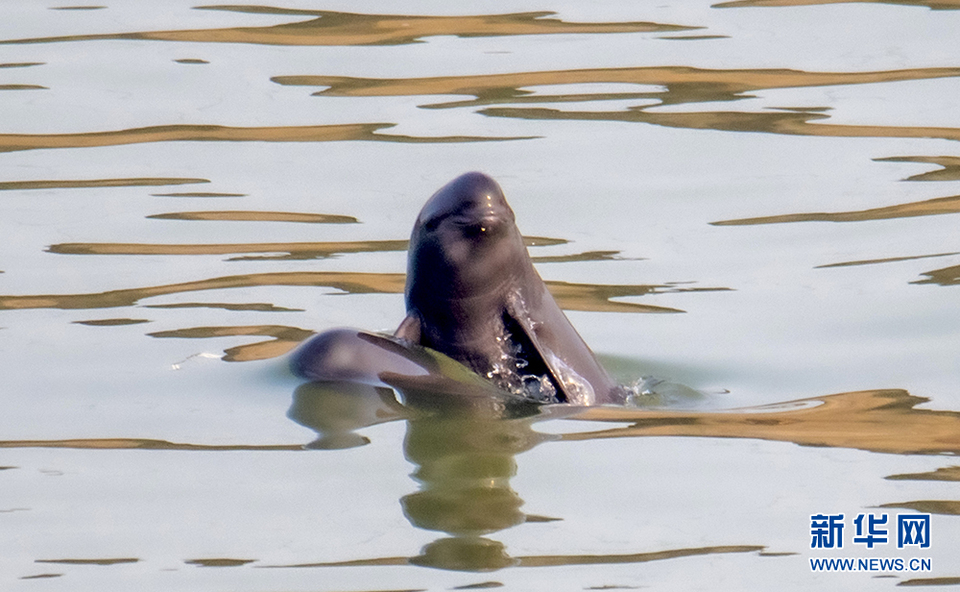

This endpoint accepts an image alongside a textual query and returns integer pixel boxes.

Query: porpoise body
[292,172,623,406]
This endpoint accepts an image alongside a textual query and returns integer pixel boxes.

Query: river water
[1,1,959,590]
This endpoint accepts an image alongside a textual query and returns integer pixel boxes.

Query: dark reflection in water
[284,386,960,457]
[287,380,761,572]
[289,375,552,570]
[1,7,697,47]
[288,382,404,449]
[0,123,523,154]
[3,389,959,458]
[400,413,551,570]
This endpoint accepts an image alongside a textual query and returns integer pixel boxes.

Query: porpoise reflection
[292,172,625,406]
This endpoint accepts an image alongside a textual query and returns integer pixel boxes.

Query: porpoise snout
[416,172,514,232]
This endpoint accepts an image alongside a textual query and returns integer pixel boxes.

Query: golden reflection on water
[4,388,958,458]
[146,301,302,312]
[47,240,643,264]
[914,263,960,286]
[901,577,960,587]
[44,236,563,260]
[47,239,411,261]
[0,177,209,191]
[273,66,960,110]
[486,104,960,144]
[147,210,359,224]
[876,156,960,181]
[1,4,955,584]
[185,558,255,567]
[0,271,407,310]
[3,384,957,573]
[713,0,960,8]
[268,544,764,571]
[711,194,960,225]
[0,272,703,315]
[148,324,313,361]
[35,558,138,566]
[816,251,959,269]
[571,389,960,456]
[879,500,960,516]
[887,466,960,481]
[151,192,246,198]
[74,318,150,326]
[0,437,303,451]
[1,7,696,47]
[531,250,628,264]
[0,123,518,154]
[272,65,960,147]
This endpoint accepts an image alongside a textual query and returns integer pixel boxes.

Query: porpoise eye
[462,222,484,238]
[423,217,442,232]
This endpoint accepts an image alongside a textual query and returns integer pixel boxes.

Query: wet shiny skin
[1,2,959,589]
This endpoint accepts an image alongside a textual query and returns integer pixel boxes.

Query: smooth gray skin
[289,327,548,415]
[291,172,623,405]
[394,172,622,405]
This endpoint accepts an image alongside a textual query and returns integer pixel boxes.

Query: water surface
[1,1,959,590]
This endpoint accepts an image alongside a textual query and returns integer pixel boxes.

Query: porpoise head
[397,172,622,405]
[400,172,539,383]
[406,172,530,301]
[293,172,623,407]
